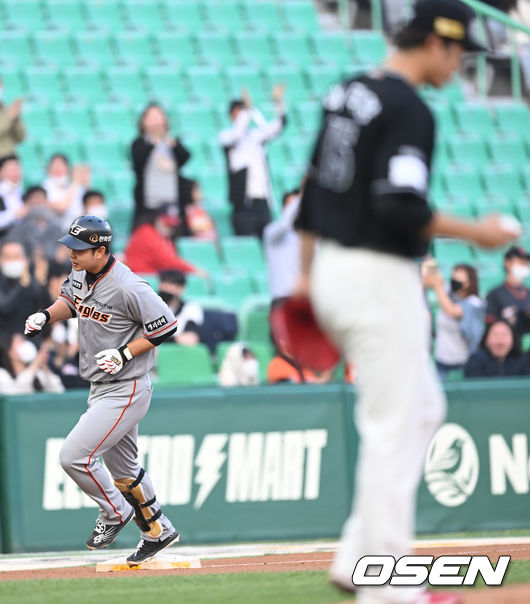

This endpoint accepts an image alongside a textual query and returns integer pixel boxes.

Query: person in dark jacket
[464,318,529,378]
[131,103,191,230]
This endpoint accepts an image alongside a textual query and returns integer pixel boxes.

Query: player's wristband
[118,345,133,364]
[38,309,51,323]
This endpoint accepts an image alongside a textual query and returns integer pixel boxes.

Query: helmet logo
[89,234,99,244]
[70,225,87,236]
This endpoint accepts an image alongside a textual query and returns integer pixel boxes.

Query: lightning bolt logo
[194,434,228,509]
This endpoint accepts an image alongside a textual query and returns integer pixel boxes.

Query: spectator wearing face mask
[218,342,260,386]
[464,319,530,378]
[0,240,49,335]
[485,246,530,337]
[124,204,205,276]
[43,154,91,230]
[0,154,25,238]
[423,262,485,379]
[6,185,63,262]
[0,332,64,394]
[82,189,108,220]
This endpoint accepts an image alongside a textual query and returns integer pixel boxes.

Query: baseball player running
[294,1,519,602]
[25,215,179,565]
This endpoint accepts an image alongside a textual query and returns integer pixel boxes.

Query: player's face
[426,38,463,88]
[67,247,107,272]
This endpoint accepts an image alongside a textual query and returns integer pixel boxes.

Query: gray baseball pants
[60,374,175,541]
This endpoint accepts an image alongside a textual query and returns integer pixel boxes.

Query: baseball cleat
[86,509,134,550]
[126,530,180,566]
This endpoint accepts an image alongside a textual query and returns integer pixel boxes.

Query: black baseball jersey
[296,71,435,258]
[485,281,530,335]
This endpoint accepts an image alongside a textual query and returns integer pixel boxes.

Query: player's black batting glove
[95,345,133,375]
[24,309,50,337]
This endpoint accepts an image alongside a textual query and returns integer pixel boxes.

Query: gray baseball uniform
[58,257,177,540]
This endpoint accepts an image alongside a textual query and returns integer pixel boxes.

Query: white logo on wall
[425,423,479,507]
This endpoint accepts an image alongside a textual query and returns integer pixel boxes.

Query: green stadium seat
[122,0,167,33]
[267,142,290,174]
[109,170,134,201]
[53,103,94,139]
[44,0,86,31]
[93,103,136,141]
[196,31,238,66]
[434,240,475,266]
[433,194,475,219]
[184,274,211,297]
[195,166,226,200]
[481,163,524,201]
[282,1,320,32]
[487,133,527,170]
[63,66,107,104]
[521,165,530,192]
[18,142,43,181]
[3,0,47,32]
[75,32,117,68]
[234,31,277,68]
[213,272,254,308]
[453,102,495,137]
[108,205,134,236]
[186,65,226,102]
[311,32,352,66]
[431,139,451,174]
[39,137,83,163]
[33,31,77,68]
[164,2,206,33]
[251,271,269,295]
[83,0,125,31]
[446,133,488,165]
[224,65,268,103]
[273,32,315,67]
[202,1,245,31]
[175,103,218,138]
[264,65,309,102]
[84,138,127,173]
[442,163,483,199]
[305,64,341,98]
[105,66,146,105]
[0,32,34,67]
[244,1,283,31]
[285,138,313,166]
[177,238,223,272]
[493,102,530,135]
[24,66,64,104]
[208,205,232,237]
[221,236,265,272]
[1,67,25,102]
[294,100,322,134]
[156,343,215,386]
[113,32,157,68]
[144,66,189,105]
[153,31,198,67]
[429,101,458,137]
[21,103,55,139]
[473,193,513,217]
[240,307,270,344]
[351,31,387,65]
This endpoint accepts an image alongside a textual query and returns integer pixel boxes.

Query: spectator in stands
[43,154,90,230]
[185,180,217,241]
[0,154,25,238]
[158,269,237,354]
[267,353,334,384]
[82,189,108,219]
[218,342,259,386]
[0,77,25,160]
[0,332,64,394]
[7,185,62,262]
[485,246,530,337]
[0,240,49,335]
[464,318,529,377]
[131,103,191,229]
[264,188,301,305]
[219,86,287,238]
[124,204,204,276]
[423,262,485,379]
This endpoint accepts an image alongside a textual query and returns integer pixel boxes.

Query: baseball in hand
[498,214,523,237]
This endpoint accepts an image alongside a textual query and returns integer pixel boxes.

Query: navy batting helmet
[58,215,112,251]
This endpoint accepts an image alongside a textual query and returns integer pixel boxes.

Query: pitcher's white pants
[311,243,446,604]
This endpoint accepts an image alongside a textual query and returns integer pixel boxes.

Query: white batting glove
[25,311,49,338]
[95,348,126,375]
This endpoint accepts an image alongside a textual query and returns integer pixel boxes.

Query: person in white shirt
[0,154,25,238]
[43,153,90,231]
[219,86,287,238]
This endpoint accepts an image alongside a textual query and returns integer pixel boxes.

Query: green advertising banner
[0,384,355,553]
[2,379,530,553]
